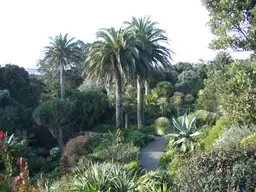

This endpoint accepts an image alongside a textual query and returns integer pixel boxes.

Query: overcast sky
[0,0,251,68]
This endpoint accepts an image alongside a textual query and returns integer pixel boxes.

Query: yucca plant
[166,113,201,152]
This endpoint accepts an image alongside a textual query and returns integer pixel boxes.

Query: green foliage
[92,143,139,164]
[33,99,71,128]
[40,33,84,99]
[0,64,43,108]
[155,117,170,127]
[33,99,71,149]
[203,0,256,51]
[188,109,218,127]
[49,162,139,192]
[159,150,175,168]
[137,169,173,191]
[241,132,256,152]
[154,81,174,97]
[171,92,184,115]
[62,135,92,167]
[123,130,153,147]
[139,125,157,135]
[92,124,113,133]
[213,125,253,151]
[203,116,231,151]
[219,61,256,125]
[0,89,32,133]
[155,117,172,136]
[124,161,142,176]
[68,89,108,132]
[174,148,256,191]
[167,113,200,152]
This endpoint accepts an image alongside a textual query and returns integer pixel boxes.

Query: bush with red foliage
[62,135,92,167]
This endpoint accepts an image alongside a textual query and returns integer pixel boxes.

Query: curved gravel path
[140,136,165,173]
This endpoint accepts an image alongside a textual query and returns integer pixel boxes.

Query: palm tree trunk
[106,80,112,96]
[60,64,65,99]
[137,77,144,129]
[58,126,64,151]
[145,80,150,96]
[113,58,122,130]
[125,112,128,129]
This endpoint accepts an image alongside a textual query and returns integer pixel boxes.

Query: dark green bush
[140,125,157,135]
[92,143,139,164]
[68,89,108,132]
[174,148,256,191]
[123,130,151,147]
[91,124,113,133]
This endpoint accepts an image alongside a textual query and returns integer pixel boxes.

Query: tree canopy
[203,0,256,51]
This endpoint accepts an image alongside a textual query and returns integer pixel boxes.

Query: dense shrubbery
[202,116,231,151]
[61,135,92,167]
[174,148,256,191]
[188,109,218,127]
[49,162,139,192]
[92,143,139,163]
[123,130,154,147]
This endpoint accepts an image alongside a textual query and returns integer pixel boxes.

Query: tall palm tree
[125,16,172,129]
[85,28,139,129]
[44,33,82,99]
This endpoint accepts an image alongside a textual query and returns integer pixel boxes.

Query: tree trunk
[113,57,122,130]
[60,64,65,99]
[125,112,128,129]
[106,80,112,96]
[57,126,64,151]
[137,77,144,129]
[177,106,180,116]
[145,80,150,96]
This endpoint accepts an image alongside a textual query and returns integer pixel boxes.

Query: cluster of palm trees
[43,16,172,130]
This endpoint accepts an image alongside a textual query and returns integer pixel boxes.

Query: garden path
[140,136,165,173]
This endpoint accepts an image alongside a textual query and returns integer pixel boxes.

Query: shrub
[123,130,151,147]
[62,135,92,167]
[124,161,142,175]
[140,125,157,135]
[188,110,218,127]
[92,124,113,133]
[68,89,108,132]
[49,162,139,192]
[213,125,253,151]
[203,116,231,151]
[138,169,173,191]
[174,148,256,191]
[155,117,173,136]
[241,132,256,152]
[92,143,139,164]
[155,117,171,127]
[159,150,175,168]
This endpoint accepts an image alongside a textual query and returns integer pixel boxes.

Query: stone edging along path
[139,136,165,172]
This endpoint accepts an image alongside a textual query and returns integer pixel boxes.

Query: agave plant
[166,113,201,152]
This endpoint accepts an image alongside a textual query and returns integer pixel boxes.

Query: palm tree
[85,28,139,129]
[43,33,82,99]
[125,16,172,129]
